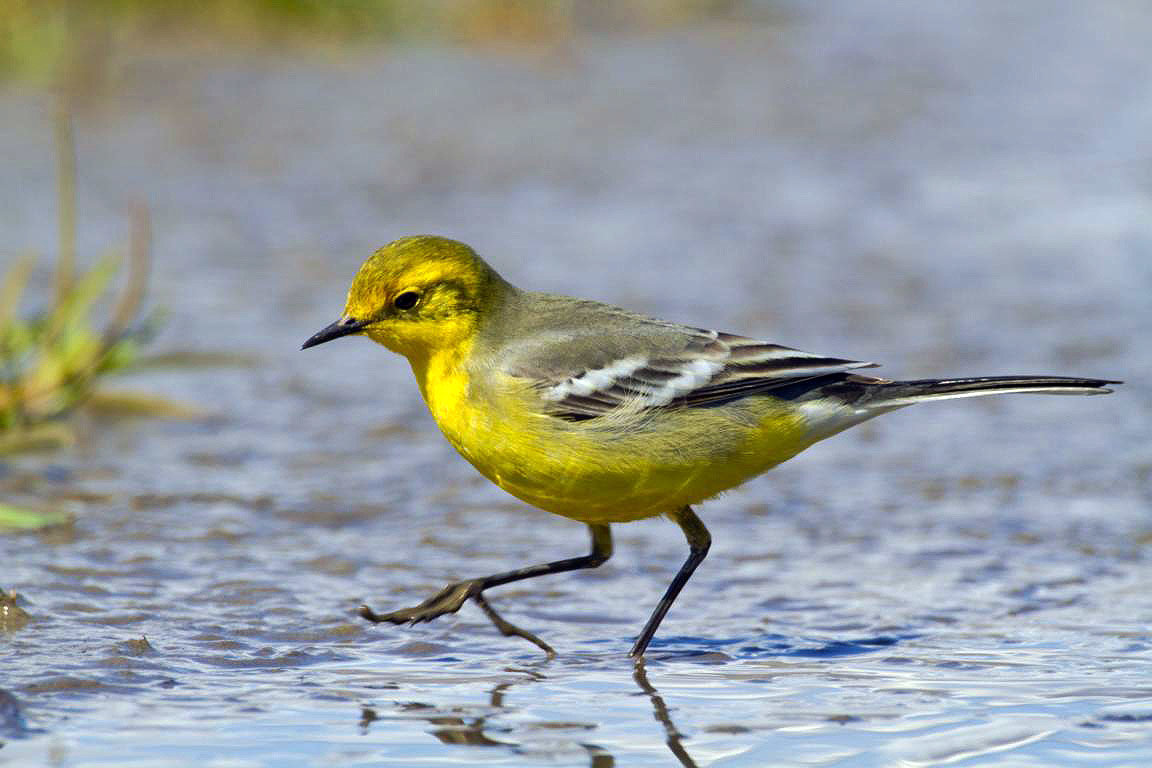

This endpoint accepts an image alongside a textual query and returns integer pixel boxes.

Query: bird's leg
[629,506,711,657]
[360,523,613,652]
[472,592,555,656]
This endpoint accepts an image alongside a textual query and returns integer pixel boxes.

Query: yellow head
[302,236,508,360]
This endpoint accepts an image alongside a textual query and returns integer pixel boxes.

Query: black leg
[630,506,711,657]
[361,523,613,653]
[472,592,556,656]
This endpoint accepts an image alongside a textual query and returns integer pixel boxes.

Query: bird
[302,235,1119,657]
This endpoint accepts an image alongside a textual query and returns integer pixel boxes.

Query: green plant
[0,110,152,441]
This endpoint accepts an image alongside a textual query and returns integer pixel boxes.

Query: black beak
[301,318,367,350]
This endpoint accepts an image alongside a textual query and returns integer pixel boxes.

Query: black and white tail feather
[512,324,1120,424]
[792,372,1118,441]
[843,375,1119,408]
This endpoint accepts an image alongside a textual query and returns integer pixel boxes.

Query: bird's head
[302,235,507,360]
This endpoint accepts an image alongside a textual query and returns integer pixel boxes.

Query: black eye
[394,291,420,310]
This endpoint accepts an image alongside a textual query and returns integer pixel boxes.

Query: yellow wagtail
[303,235,1119,657]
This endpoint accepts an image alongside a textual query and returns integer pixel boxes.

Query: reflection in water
[356,662,703,766]
[633,660,698,768]
[358,672,613,764]
[0,689,28,739]
[361,698,515,748]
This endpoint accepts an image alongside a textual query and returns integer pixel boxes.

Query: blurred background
[2,2,1150,766]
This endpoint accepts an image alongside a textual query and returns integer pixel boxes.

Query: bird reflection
[357,659,699,767]
[633,659,698,768]
[361,693,513,747]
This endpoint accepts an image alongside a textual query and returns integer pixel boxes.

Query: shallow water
[2,2,1151,765]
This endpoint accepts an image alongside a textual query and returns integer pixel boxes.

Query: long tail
[859,375,1120,409]
[785,373,1119,440]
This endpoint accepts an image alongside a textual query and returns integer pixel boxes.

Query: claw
[359,579,482,624]
[358,579,555,655]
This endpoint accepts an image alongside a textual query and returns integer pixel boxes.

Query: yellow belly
[414,350,815,524]
[477,411,812,523]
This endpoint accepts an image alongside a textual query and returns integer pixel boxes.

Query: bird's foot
[359,579,482,624]
[358,580,556,656]
[472,593,556,656]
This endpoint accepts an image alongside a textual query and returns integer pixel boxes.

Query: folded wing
[506,324,878,421]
